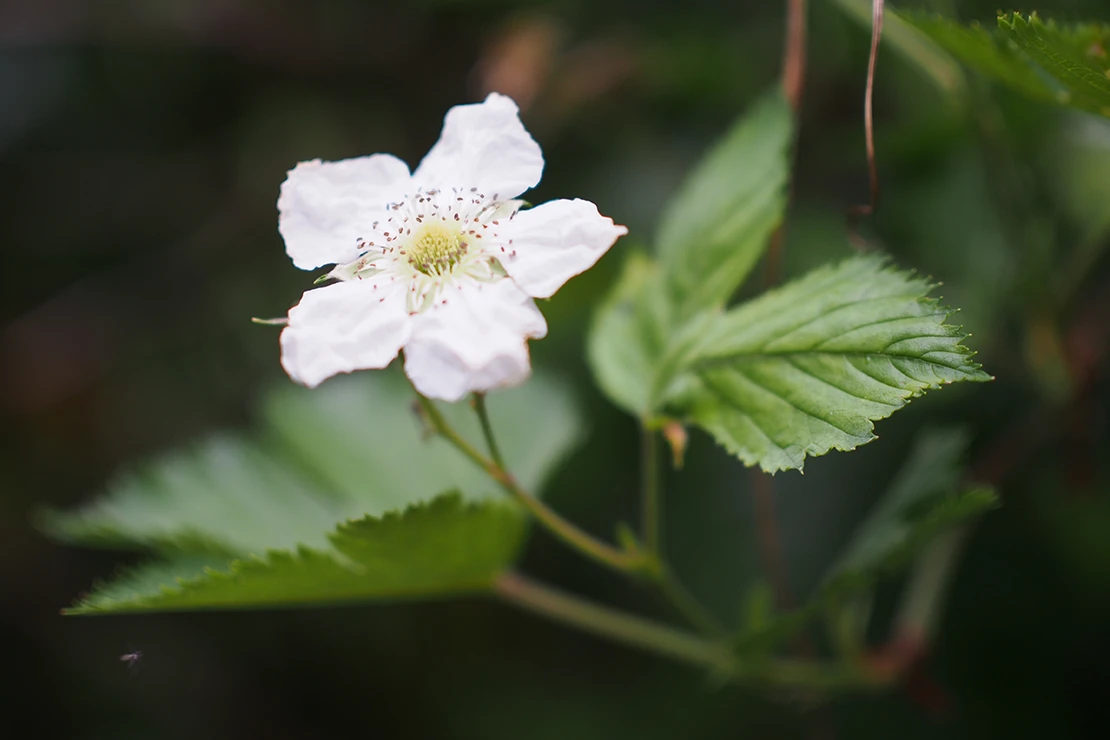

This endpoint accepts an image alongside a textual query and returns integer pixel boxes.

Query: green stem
[472,393,506,469]
[655,566,730,640]
[495,571,734,673]
[758,656,884,691]
[641,424,661,554]
[640,422,727,638]
[416,395,644,574]
[432,392,741,646]
[894,527,969,645]
[494,571,884,691]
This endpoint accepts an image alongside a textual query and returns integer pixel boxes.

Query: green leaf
[902,11,1110,117]
[668,255,992,473]
[1045,115,1110,244]
[998,12,1110,116]
[656,89,794,316]
[46,370,581,614]
[41,371,581,555]
[587,251,721,418]
[41,436,345,554]
[589,91,793,418]
[735,428,999,654]
[65,493,523,614]
[586,252,674,417]
[901,11,1058,103]
[262,370,580,512]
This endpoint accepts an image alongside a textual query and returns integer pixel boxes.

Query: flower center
[406,222,467,276]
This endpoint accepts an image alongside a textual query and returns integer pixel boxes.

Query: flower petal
[280,279,411,388]
[498,198,627,299]
[279,155,411,271]
[404,278,548,402]
[412,93,543,200]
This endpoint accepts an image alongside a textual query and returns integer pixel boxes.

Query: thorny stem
[415,394,646,574]
[472,393,506,469]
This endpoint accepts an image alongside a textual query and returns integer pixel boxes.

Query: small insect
[120,650,143,671]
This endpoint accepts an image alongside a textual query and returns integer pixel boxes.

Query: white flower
[277,93,627,401]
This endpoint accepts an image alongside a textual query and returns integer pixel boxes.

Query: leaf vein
[728,365,865,439]
[758,293,932,351]
[785,359,904,409]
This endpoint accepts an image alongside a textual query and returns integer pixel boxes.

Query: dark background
[2,0,1109,737]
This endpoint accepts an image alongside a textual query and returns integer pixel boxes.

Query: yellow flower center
[407,223,467,276]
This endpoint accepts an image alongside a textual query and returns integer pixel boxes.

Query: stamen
[406,222,466,277]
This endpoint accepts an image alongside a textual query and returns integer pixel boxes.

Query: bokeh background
[3,0,1109,737]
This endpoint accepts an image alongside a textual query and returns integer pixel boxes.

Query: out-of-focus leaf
[40,436,344,554]
[669,255,992,473]
[41,371,581,555]
[262,370,581,512]
[65,493,522,614]
[735,428,999,655]
[998,12,1110,116]
[586,252,673,418]
[1044,114,1110,243]
[827,427,980,578]
[877,150,1014,340]
[655,89,793,316]
[901,12,1058,103]
[830,0,966,95]
[587,251,717,419]
[902,11,1110,117]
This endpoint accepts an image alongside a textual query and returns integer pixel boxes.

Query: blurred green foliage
[42,372,580,614]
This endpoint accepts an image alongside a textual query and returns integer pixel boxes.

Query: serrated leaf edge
[64,493,524,615]
[681,255,993,473]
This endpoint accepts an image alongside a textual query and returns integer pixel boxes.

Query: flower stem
[416,394,645,574]
[641,424,661,554]
[472,393,506,469]
[415,392,882,689]
[430,391,721,642]
[494,571,734,673]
